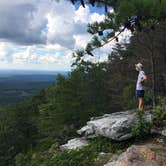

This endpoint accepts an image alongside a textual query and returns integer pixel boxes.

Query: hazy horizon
[0,69,69,72]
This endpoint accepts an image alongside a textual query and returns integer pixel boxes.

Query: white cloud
[0,43,8,60]
[73,33,92,49]
[0,0,48,44]
[115,28,132,45]
[46,3,96,49]
[0,1,131,71]
[12,47,38,64]
[0,0,130,49]
[75,5,105,23]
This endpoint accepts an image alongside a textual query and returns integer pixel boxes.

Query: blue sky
[0,0,130,71]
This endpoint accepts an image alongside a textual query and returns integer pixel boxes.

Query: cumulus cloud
[74,5,105,23]
[0,0,131,71]
[0,0,48,45]
[46,2,105,49]
[12,46,38,64]
[0,0,106,48]
[0,42,14,63]
[0,43,74,71]
[0,43,8,63]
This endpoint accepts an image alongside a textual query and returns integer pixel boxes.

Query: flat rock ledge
[77,110,152,141]
[60,137,89,150]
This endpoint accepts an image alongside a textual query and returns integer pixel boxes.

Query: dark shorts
[136,90,145,98]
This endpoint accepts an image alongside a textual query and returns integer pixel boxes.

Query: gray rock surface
[151,128,166,137]
[77,110,152,141]
[60,137,89,150]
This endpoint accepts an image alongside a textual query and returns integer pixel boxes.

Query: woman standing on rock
[135,63,147,111]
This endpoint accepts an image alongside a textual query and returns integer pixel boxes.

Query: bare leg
[138,98,141,110]
[138,97,144,111]
[141,98,144,111]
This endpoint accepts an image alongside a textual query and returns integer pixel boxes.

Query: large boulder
[77,110,152,141]
[104,143,166,166]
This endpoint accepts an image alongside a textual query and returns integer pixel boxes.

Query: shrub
[51,137,132,166]
[132,109,152,140]
[152,97,166,128]
[15,137,131,166]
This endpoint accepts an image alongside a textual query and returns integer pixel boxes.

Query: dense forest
[0,0,165,165]
[0,71,68,105]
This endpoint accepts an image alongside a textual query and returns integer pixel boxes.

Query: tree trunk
[149,33,156,107]
[151,52,156,107]
[163,23,166,107]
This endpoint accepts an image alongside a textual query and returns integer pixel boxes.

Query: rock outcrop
[60,137,89,150]
[104,143,166,166]
[77,110,152,141]
[151,128,166,136]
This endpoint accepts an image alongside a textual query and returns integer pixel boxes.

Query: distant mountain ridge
[0,69,69,75]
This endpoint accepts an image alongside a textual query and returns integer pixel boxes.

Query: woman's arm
[140,75,147,83]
